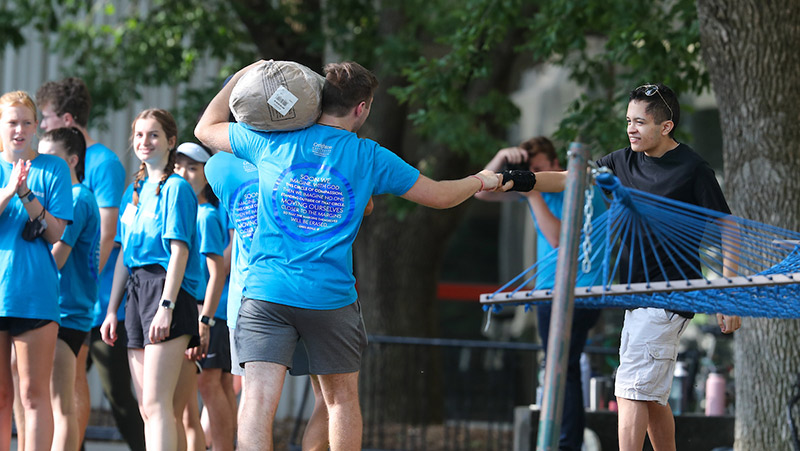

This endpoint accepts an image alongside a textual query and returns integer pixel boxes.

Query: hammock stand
[480,142,800,450]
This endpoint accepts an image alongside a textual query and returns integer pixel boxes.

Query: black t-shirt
[596,143,731,317]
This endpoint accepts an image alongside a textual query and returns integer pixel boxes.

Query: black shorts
[0,317,53,336]
[200,319,232,372]
[58,326,89,357]
[125,265,199,349]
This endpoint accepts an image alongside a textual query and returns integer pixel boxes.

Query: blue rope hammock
[482,172,800,318]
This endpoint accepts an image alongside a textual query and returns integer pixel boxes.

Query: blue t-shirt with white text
[230,123,420,310]
[205,152,259,328]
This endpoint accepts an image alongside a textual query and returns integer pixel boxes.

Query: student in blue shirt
[174,142,235,450]
[0,91,73,451]
[196,61,509,450]
[204,152,250,413]
[206,151,376,449]
[476,136,606,451]
[36,78,141,450]
[38,127,100,451]
[204,152,259,366]
[100,108,203,450]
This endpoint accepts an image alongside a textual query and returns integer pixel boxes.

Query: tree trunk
[350,2,527,424]
[231,0,323,69]
[696,1,800,449]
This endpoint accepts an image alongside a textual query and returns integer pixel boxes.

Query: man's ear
[62,112,76,127]
[354,101,366,117]
[661,120,674,136]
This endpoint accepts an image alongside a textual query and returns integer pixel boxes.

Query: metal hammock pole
[536,142,589,450]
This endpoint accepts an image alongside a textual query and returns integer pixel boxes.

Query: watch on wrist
[199,315,216,327]
[19,191,35,204]
[160,299,175,310]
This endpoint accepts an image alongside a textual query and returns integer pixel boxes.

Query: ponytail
[131,161,147,206]
[156,149,177,197]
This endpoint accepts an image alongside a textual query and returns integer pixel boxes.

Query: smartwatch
[19,191,36,205]
[160,299,175,310]
[199,315,216,327]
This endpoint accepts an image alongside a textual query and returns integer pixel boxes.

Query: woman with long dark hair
[100,108,203,450]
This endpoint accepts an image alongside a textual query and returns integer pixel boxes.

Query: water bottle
[669,361,688,414]
[705,372,726,416]
[589,376,609,411]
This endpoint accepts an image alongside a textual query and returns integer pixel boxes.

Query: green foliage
[323,0,381,67]
[522,0,709,156]
[5,0,709,163]
[0,10,28,48]
[389,0,709,159]
[13,0,255,129]
[390,0,527,164]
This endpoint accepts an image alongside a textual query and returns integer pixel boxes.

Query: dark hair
[36,77,92,128]
[203,184,219,208]
[629,83,680,137]
[520,136,557,163]
[41,127,87,182]
[321,62,379,117]
[130,108,178,206]
[175,151,219,208]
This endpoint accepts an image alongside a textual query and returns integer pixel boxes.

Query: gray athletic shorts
[229,325,310,377]
[235,297,368,375]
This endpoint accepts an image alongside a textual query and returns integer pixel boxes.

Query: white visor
[176,142,211,163]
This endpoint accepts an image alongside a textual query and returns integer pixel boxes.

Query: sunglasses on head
[637,84,674,122]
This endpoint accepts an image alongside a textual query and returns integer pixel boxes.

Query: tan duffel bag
[229,60,324,131]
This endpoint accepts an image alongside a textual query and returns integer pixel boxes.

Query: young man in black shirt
[534,83,741,451]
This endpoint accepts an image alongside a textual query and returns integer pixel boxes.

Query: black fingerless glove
[501,170,537,192]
